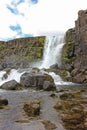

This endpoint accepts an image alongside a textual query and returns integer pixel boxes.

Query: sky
[0,0,87,41]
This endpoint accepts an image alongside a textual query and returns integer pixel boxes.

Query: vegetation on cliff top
[0,36,45,69]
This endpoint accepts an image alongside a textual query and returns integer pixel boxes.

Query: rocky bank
[0,36,45,70]
[62,9,87,83]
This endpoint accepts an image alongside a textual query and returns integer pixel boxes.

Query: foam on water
[0,69,24,86]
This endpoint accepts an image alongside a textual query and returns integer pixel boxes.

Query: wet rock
[60,92,75,100]
[50,63,59,70]
[54,90,87,130]
[54,102,62,110]
[0,96,8,109]
[1,80,23,90]
[23,99,40,117]
[20,72,55,90]
[2,73,8,80]
[50,93,57,98]
[43,81,56,91]
[41,120,57,130]
[30,67,40,73]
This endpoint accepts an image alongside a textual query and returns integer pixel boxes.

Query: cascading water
[40,33,65,69]
[40,33,74,85]
[0,33,73,87]
[0,69,24,86]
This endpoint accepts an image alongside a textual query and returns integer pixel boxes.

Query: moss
[44,74,54,83]
[23,100,40,117]
[62,29,76,63]
[39,37,45,45]
[62,42,75,63]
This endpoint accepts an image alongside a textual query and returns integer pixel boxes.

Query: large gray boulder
[0,80,23,90]
[20,72,56,90]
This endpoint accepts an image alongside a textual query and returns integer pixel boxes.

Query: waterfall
[0,33,74,87]
[40,33,65,69]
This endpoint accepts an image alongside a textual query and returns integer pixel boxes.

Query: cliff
[62,9,87,83]
[0,36,45,70]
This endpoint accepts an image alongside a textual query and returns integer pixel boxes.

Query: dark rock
[23,99,40,117]
[50,63,59,70]
[0,96,8,109]
[1,80,23,90]
[60,93,75,100]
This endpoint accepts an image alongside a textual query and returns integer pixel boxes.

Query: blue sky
[0,0,87,41]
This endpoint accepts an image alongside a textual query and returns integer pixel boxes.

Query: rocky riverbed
[0,84,87,130]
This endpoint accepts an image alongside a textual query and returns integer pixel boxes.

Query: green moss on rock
[62,29,76,63]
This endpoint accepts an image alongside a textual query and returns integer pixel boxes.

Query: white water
[40,34,65,69]
[0,69,24,86]
[49,72,74,85]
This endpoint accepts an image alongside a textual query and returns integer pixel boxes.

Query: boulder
[20,72,55,90]
[23,99,40,117]
[1,80,23,90]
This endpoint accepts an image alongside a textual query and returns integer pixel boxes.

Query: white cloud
[17,0,87,35]
[22,0,87,32]
[0,3,17,40]
[0,0,87,40]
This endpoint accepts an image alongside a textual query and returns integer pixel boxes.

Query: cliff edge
[62,9,87,83]
[0,36,45,70]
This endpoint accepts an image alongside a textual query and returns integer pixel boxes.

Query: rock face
[62,9,87,83]
[0,36,45,70]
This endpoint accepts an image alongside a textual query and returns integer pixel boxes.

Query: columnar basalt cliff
[0,36,45,70]
[62,9,87,83]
